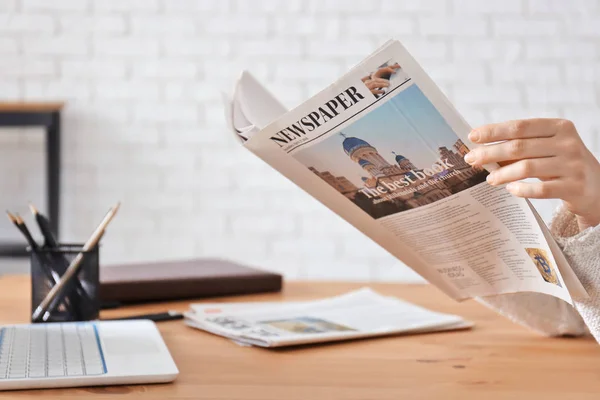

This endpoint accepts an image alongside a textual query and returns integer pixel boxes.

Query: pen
[32,203,120,322]
[100,300,123,310]
[104,311,184,322]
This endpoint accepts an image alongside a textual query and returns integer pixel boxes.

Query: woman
[464,118,600,342]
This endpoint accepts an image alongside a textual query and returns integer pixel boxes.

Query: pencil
[32,203,121,322]
[7,211,77,316]
[29,203,59,248]
[15,214,39,249]
[6,211,38,250]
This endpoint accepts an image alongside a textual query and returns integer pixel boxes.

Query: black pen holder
[30,243,100,323]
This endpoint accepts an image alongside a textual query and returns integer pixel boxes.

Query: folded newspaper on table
[223,39,588,305]
[184,288,472,347]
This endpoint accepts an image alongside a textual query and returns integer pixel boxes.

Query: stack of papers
[184,288,473,348]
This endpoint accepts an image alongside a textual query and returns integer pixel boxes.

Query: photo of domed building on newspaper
[294,84,488,219]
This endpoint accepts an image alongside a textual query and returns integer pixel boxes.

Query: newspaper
[184,288,472,347]
[223,39,588,305]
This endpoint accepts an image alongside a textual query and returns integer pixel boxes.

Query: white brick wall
[1,0,599,283]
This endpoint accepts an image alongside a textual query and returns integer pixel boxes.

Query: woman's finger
[370,78,390,87]
[464,137,558,166]
[470,119,562,144]
[505,180,568,199]
[486,157,562,185]
[374,67,396,77]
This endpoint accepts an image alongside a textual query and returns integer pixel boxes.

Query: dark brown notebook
[99,258,283,303]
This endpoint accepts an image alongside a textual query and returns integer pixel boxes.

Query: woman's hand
[371,63,401,80]
[464,118,600,231]
[361,76,390,95]
[361,64,400,96]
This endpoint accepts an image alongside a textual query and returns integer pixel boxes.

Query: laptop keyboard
[0,323,107,379]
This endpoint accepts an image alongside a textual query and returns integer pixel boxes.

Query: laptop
[0,320,178,391]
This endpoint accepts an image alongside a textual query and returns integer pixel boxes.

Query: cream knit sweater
[479,206,600,342]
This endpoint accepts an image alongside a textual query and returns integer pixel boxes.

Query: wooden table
[0,275,599,399]
[0,102,63,258]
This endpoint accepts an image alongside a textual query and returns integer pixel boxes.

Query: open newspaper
[184,288,472,347]
[223,39,588,305]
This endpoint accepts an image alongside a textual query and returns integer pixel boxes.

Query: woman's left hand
[464,118,600,230]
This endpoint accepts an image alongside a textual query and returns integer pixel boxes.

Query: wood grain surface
[0,102,64,113]
[0,275,598,399]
